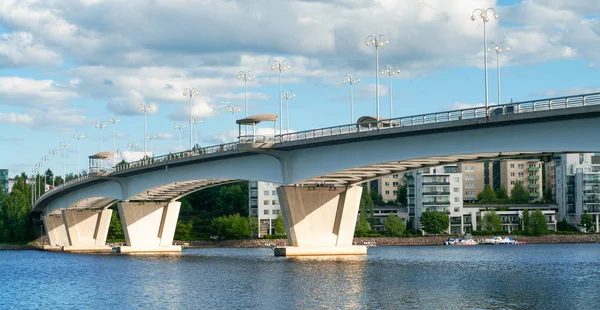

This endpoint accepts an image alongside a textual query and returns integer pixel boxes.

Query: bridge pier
[42,213,69,251]
[275,185,367,257]
[116,201,181,254]
[42,210,113,252]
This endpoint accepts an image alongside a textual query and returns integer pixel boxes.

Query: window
[454,197,460,202]
[272,190,277,195]
[510,164,515,169]
[453,187,459,192]
[392,174,399,179]
[465,191,475,196]
[385,190,390,195]
[393,182,399,187]
[510,172,515,177]
[465,174,474,180]
[454,208,460,212]
[453,177,460,182]
[465,183,474,188]
[518,172,524,177]
[385,182,390,186]
[465,166,474,172]
[263,200,270,205]
[263,209,269,215]
[510,181,515,185]
[264,190,269,196]
[273,209,280,215]
[272,200,278,205]
[518,164,524,169]
[393,190,398,195]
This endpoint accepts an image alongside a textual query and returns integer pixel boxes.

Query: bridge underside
[300,151,552,185]
[127,178,237,201]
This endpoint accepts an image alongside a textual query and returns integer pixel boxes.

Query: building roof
[236,114,278,125]
[88,152,114,159]
[356,116,399,127]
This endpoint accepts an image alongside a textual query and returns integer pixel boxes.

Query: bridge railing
[279,92,600,143]
[35,175,91,204]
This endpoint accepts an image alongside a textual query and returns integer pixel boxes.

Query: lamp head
[505,46,511,52]
[494,14,499,19]
[471,15,476,21]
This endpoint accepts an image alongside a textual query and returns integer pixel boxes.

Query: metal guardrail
[33,92,600,206]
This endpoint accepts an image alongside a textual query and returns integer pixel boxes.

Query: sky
[1,0,599,177]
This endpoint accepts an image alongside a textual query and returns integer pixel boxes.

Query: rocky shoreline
[175,234,600,248]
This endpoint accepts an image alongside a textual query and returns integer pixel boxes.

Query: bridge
[33,92,600,256]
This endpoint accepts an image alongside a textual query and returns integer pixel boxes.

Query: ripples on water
[1,244,599,309]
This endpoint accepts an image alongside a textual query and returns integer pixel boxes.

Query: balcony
[528,184,540,189]
[422,191,450,196]
[529,192,539,197]
[422,181,450,186]
[528,167,540,172]
[528,175,540,180]
[422,201,451,206]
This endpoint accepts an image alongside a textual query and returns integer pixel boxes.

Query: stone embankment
[0,244,37,250]
[176,234,600,248]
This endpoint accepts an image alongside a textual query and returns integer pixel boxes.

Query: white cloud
[446,102,485,111]
[0,77,78,107]
[156,132,175,140]
[0,112,34,125]
[0,32,62,68]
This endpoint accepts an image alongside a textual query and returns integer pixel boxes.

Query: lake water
[1,243,599,309]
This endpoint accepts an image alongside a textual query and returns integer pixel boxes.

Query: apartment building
[457,161,493,203]
[498,159,543,201]
[376,173,404,203]
[554,153,600,231]
[545,160,556,198]
[460,204,557,233]
[248,181,282,237]
[407,165,463,232]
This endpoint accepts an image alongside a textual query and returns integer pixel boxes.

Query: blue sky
[1,0,599,177]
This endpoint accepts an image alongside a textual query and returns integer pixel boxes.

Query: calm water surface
[1,243,599,309]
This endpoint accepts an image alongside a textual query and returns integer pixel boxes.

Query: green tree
[117,159,128,167]
[273,213,286,235]
[355,211,371,237]
[0,189,32,243]
[481,211,502,231]
[477,184,497,203]
[419,211,449,235]
[529,209,549,235]
[511,181,529,204]
[495,187,509,200]
[210,213,250,240]
[384,215,405,237]
[174,220,193,240]
[543,187,553,202]
[179,197,193,215]
[369,190,384,206]
[580,213,594,233]
[396,184,407,205]
[107,206,124,240]
[360,187,375,225]
[521,209,531,234]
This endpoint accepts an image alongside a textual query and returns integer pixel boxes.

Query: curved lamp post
[145,133,157,155]
[72,133,84,176]
[58,141,69,182]
[271,60,291,135]
[40,155,49,189]
[94,121,107,152]
[366,34,388,124]
[381,65,400,119]
[108,116,120,164]
[48,149,59,187]
[174,124,186,152]
[192,118,203,148]
[487,41,510,105]
[127,141,138,152]
[183,88,199,150]
[139,103,153,156]
[342,74,360,124]
[282,91,295,133]
[471,8,499,114]
[226,105,241,142]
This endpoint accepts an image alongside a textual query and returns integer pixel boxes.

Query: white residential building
[249,181,282,237]
[554,153,600,231]
[376,173,404,203]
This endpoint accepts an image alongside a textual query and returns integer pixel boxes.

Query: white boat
[479,236,519,245]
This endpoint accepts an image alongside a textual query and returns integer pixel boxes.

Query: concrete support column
[274,185,366,256]
[117,201,181,253]
[596,214,599,233]
[62,209,113,252]
[43,213,69,250]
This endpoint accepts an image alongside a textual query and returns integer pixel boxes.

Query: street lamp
[381,65,400,119]
[139,103,153,156]
[72,133,84,176]
[226,105,241,142]
[342,74,360,124]
[192,118,203,148]
[487,41,510,105]
[59,141,69,182]
[174,124,186,152]
[127,141,138,151]
[48,149,59,187]
[237,70,255,133]
[282,91,295,133]
[95,121,107,152]
[271,60,291,135]
[35,161,42,198]
[183,88,199,150]
[108,116,120,164]
[145,133,157,155]
[32,166,39,200]
[40,155,49,189]
[366,34,388,124]
[471,8,499,114]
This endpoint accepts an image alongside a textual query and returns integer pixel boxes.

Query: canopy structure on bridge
[299,152,546,185]
[89,152,115,175]
[236,113,277,143]
[356,116,399,128]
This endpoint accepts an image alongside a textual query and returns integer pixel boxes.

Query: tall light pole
[108,116,120,164]
[366,34,388,123]
[32,166,39,200]
[237,70,255,135]
[59,141,69,182]
[282,91,295,133]
[49,149,58,187]
[95,121,107,152]
[35,162,42,198]
[174,124,186,152]
[192,118,203,147]
[72,133,84,176]
[342,74,360,124]
[145,133,157,155]
[226,105,241,142]
[488,41,510,105]
[381,65,400,119]
[127,141,138,151]
[139,103,153,156]
[471,8,499,114]
[271,60,291,135]
[183,88,199,151]
[40,156,49,188]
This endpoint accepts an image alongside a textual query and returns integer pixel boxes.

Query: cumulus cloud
[0,32,62,68]
[0,77,78,107]
[445,102,485,111]
[0,112,34,125]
